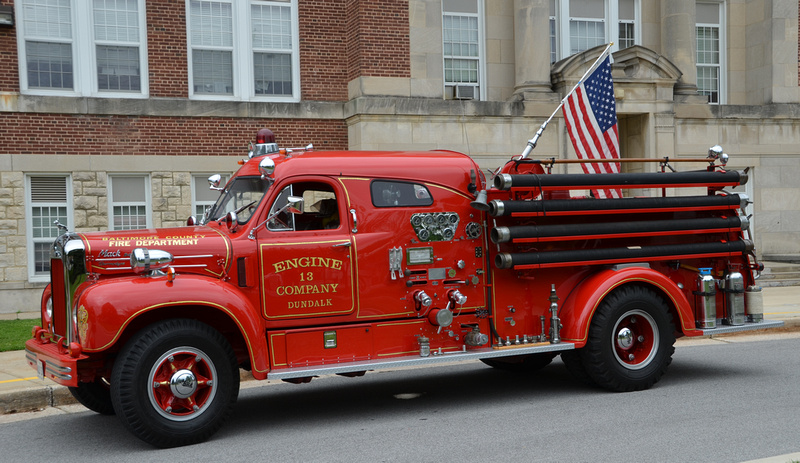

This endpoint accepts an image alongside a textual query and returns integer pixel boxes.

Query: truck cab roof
[240,149,483,192]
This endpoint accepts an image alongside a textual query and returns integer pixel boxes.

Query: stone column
[513,0,554,98]
[660,0,698,95]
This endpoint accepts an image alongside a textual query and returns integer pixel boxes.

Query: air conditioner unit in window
[454,85,476,100]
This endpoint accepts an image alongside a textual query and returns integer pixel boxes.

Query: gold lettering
[272,257,344,274]
[275,282,340,297]
[287,298,333,309]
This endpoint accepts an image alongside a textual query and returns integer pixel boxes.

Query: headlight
[130,248,174,274]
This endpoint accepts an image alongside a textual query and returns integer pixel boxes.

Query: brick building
[0,0,799,313]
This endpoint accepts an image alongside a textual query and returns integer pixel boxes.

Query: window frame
[441,0,486,101]
[550,0,641,63]
[15,0,149,98]
[25,174,73,283]
[185,0,301,102]
[108,174,152,231]
[696,0,726,105]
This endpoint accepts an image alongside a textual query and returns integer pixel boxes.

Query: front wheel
[69,378,115,415]
[576,286,675,392]
[110,319,240,447]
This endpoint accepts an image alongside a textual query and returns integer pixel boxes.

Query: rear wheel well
[607,282,683,338]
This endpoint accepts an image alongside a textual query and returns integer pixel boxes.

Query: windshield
[205,176,271,224]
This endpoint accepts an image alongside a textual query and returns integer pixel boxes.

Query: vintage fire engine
[25,129,782,447]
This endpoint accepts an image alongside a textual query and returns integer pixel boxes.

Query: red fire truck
[25,130,782,447]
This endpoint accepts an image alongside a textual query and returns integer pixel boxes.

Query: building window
[550,3,557,64]
[16,0,148,97]
[696,1,724,104]
[109,175,151,230]
[252,3,294,96]
[568,0,605,55]
[442,0,484,100]
[551,0,639,62]
[617,0,636,49]
[26,176,72,281]
[186,0,300,101]
[192,174,227,219]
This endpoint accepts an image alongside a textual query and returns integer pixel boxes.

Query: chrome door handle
[350,209,358,233]
[333,241,351,248]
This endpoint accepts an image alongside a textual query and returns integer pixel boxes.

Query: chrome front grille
[50,233,87,344]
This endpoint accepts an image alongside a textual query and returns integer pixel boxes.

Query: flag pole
[519,42,615,159]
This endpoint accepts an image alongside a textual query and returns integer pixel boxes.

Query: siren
[470,190,489,211]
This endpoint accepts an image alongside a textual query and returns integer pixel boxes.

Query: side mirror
[287,196,304,215]
[208,174,223,191]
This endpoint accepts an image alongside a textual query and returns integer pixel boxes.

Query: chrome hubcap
[616,327,634,349]
[169,369,197,399]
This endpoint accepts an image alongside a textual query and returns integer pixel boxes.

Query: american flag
[562,55,621,199]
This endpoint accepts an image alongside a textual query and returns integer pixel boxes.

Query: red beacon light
[256,128,275,144]
[249,128,280,158]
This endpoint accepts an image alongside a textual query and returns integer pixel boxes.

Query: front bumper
[24,338,88,388]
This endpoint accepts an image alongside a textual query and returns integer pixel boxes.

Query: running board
[267,342,576,381]
[698,319,784,336]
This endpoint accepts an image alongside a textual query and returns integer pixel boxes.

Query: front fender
[77,274,270,377]
[559,266,698,347]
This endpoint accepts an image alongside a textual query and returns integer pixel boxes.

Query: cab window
[371,180,433,207]
[268,182,340,231]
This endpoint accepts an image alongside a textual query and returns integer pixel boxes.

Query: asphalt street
[1,331,799,462]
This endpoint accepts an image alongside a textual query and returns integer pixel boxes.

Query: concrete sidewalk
[2,286,799,416]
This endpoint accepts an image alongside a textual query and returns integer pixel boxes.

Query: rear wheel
[110,319,239,448]
[574,286,675,392]
[481,353,556,372]
[69,378,115,415]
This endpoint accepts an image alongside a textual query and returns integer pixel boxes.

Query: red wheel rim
[612,309,659,370]
[147,347,218,422]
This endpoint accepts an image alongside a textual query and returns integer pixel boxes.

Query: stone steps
[758,261,800,287]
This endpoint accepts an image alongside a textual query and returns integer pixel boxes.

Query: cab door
[258,178,356,320]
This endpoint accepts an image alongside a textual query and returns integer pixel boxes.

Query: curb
[0,384,77,415]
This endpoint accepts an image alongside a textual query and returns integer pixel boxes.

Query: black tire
[69,378,115,415]
[110,319,240,448]
[481,353,556,372]
[560,350,596,386]
[577,286,675,392]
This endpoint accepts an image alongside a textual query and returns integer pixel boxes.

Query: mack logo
[99,249,121,258]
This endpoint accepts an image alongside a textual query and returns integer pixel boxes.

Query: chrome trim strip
[267,342,575,380]
[45,368,72,381]
[699,319,784,335]
[45,360,72,374]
